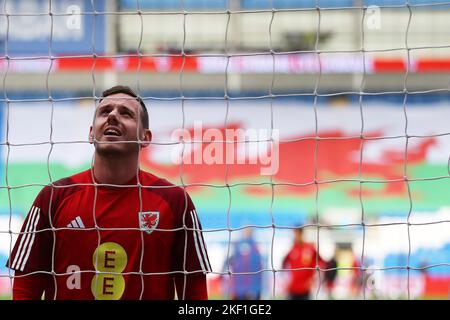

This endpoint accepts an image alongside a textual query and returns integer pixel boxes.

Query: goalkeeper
[7,85,211,300]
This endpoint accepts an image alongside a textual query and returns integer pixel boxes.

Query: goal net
[0,0,449,300]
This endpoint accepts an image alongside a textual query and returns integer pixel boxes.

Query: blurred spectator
[225,228,263,300]
[282,227,326,300]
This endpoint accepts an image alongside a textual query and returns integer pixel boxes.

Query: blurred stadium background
[0,0,450,299]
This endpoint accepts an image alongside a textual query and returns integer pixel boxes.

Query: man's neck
[92,152,140,185]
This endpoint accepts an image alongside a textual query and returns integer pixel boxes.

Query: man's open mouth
[104,127,122,136]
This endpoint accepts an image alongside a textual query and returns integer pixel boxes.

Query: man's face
[89,93,151,157]
[294,229,304,244]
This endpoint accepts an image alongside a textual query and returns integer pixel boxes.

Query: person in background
[225,228,263,300]
[323,247,339,299]
[348,247,363,299]
[282,226,326,300]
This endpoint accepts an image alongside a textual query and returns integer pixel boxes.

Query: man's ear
[89,126,94,144]
[140,129,152,148]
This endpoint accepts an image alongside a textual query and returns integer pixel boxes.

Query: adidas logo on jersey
[67,216,85,228]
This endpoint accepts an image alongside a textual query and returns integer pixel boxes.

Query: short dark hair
[99,85,149,129]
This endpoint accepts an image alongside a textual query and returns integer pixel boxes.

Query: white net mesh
[0,0,449,300]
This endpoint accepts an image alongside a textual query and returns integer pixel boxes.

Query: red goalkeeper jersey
[7,169,211,300]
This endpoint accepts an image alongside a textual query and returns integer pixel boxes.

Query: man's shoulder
[141,170,184,194]
[53,169,91,186]
[33,170,91,207]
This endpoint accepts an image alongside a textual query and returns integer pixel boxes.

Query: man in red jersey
[7,85,211,300]
[282,227,325,300]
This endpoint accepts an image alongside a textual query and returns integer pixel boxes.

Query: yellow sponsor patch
[91,242,127,300]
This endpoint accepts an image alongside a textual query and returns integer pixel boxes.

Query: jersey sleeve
[12,270,50,300]
[172,192,211,299]
[6,186,54,273]
[173,192,211,274]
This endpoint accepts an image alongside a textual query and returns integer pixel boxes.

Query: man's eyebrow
[119,104,137,115]
[97,103,137,114]
[96,104,110,112]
